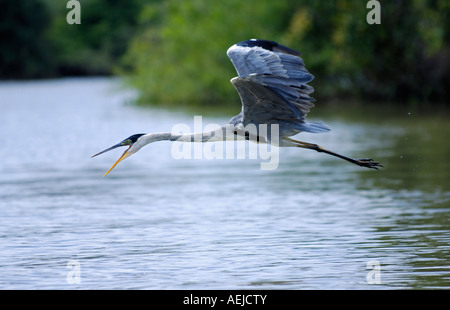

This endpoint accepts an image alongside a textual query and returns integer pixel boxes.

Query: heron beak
[91,143,123,158]
[91,143,132,176]
[102,146,132,176]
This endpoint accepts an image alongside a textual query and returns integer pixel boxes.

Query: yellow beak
[103,147,132,176]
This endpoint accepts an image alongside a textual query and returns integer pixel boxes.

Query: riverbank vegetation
[1,0,448,106]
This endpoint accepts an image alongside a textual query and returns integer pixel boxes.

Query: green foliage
[0,0,145,78]
[122,0,290,106]
[48,0,145,75]
[0,0,54,78]
[124,0,449,106]
[1,0,448,104]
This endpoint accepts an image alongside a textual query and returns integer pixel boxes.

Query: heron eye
[121,139,131,145]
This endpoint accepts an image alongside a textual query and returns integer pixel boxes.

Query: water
[0,78,449,289]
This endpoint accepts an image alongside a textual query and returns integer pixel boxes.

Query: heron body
[92,39,382,175]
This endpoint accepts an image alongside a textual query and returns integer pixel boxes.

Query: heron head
[91,133,146,176]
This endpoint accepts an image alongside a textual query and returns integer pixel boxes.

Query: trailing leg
[284,138,383,170]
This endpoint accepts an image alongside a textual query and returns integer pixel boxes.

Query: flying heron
[92,39,382,176]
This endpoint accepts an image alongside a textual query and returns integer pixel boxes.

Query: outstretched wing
[227,39,329,134]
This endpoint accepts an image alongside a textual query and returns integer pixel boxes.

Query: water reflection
[0,78,448,289]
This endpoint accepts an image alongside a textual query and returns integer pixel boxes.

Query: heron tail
[296,121,331,133]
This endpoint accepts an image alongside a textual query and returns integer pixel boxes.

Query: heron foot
[355,158,383,170]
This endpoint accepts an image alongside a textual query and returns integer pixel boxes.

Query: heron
[92,39,382,176]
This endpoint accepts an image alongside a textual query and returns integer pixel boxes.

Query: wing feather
[227,39,329,134]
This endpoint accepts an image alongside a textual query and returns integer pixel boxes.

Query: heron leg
[284,138,383,170]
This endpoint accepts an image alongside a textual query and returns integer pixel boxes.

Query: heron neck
[141,127,227,145]
[170,127,227,143]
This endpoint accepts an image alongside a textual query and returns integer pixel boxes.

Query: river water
[0,78,449,289]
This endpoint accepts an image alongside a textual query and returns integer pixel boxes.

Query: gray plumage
[92,39,383,175]
[227,39,330,138]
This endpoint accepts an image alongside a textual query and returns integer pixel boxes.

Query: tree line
[1,0,448,105]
